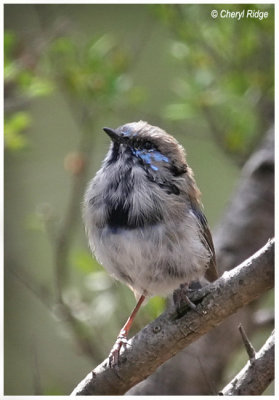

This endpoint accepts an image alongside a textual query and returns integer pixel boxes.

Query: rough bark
[127,126,274,395]
[71,239,274,396]
[220,330,274,395]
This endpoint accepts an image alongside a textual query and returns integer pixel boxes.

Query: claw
[173,283,203,316]
[108,334,129,367]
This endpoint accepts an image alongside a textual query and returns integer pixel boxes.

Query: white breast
[88,213,210,299]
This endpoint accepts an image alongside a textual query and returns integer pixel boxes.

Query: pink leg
[109,294,145,367]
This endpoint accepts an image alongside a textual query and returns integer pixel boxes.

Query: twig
[219,330,274,395]
[238,324,256,361]
[71,238,274,396]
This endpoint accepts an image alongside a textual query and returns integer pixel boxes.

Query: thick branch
[220,330,274,395]
[71,238,274,396]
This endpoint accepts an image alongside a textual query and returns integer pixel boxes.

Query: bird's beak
[103,127,121,143]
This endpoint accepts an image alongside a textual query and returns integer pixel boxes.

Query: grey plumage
[83,121,217,301]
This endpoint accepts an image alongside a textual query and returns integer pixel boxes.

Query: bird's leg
[173,283,201,314]
[109,294,145,367]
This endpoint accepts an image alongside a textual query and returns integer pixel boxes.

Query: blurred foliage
[48,34,127,99]
[4,111,31,150]
[4,29,144,152]
[4,30,54,151]
[154,4,274,163]
[44,33,144,115]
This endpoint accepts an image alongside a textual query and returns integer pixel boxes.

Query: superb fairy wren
[83,121,217,366]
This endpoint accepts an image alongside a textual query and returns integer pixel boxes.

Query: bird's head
[103,121,188,177]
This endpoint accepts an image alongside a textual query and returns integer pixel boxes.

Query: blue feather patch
[133,149,169,170]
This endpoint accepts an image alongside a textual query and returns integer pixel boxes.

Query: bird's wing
[190,204,218,282]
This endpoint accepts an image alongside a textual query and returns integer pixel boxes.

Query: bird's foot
[108,295,145,367]
[108,333,129,367]
[173,283,203,316]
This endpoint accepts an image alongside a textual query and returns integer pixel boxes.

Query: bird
[83,121,217,366]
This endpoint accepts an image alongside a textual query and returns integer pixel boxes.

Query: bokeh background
[4,4,274,395]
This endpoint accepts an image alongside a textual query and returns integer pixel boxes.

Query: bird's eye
[144,141,153,150]
[132,140,139,149]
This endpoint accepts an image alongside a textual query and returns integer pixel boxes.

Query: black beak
[103,127,129,145]
[103,127,120,143]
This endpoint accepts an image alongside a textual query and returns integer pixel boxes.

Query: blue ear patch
[133,149,169,171]
[152,152,169,163]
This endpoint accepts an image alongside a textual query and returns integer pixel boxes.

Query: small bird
[83,121,217,366]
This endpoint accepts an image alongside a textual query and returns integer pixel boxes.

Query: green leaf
[4,61,19,81]
[4,112,31,151]
[24,77,55,97]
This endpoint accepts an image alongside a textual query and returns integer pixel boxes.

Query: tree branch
[238,324,256,361]
[71,238,274,396]
[220,330,274,395]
